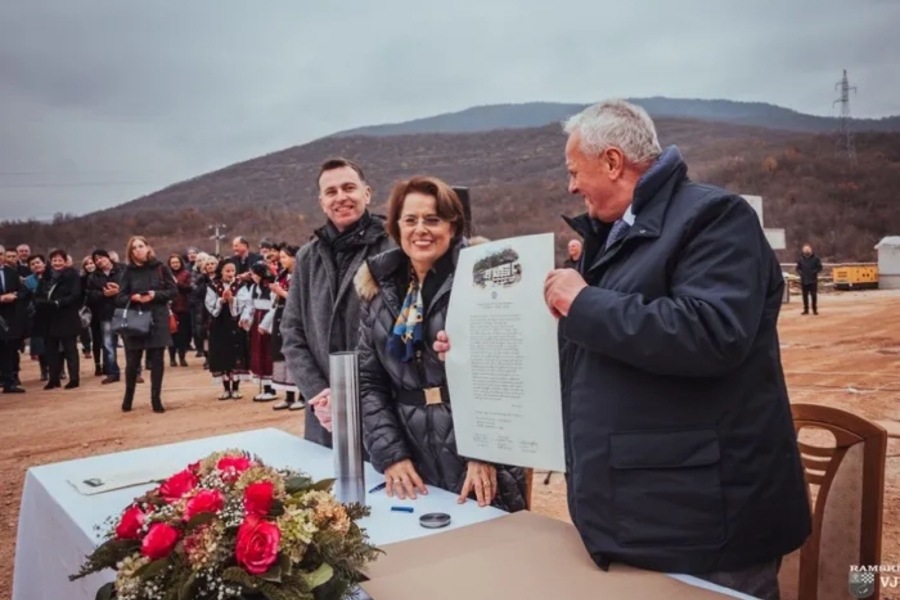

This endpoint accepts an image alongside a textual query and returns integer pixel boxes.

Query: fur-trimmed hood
[354,236,489,302]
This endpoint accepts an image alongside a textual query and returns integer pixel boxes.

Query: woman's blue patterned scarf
[387,275,424,363]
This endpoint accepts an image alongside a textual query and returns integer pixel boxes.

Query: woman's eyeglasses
[399,215,445,229]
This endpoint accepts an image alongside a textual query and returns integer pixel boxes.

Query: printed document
[444,233,566,472]
[68,461,183,496]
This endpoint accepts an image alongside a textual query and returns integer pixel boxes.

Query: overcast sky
[1,0,898,221]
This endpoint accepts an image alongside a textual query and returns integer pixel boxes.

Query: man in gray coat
[280,157,394,447]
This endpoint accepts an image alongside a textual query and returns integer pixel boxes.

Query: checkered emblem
[849,570,876,598]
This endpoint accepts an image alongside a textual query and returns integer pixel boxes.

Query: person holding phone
[85,249,124,384]
[115,236,177,413]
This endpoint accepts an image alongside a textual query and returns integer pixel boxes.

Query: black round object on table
[419,512,451,529]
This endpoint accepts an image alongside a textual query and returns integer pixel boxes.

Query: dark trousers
[80,325,91,353]
[192,306,207,354]
[801,282,818,313]
[124,347,164,407]
[168,312,192,362]
[91,320,103,367]
[12,339,20,381]
[0,338,20,390]
[47,335,79,385]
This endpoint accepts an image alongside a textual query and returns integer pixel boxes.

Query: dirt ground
[2,289,899,599]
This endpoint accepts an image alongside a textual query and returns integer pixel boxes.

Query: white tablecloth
[12,427,756,600]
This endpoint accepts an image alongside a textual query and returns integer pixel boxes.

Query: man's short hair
[232,236,249,247]
[92,249,111,262]
[318,157,366,188]
[563,99,662,164]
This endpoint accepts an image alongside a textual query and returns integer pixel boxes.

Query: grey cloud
[1,0,898,220]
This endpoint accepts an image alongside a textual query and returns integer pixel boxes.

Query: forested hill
[2,116,898,264]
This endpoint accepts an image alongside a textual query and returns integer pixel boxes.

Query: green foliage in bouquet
[70,449,382,600]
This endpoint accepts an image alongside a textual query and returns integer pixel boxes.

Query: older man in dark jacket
[437,100,811,600]
[0,246,27,394]
[796,244,822,315]
[552,100,812,599]
[281,157,394,447]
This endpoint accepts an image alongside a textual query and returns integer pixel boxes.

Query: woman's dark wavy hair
[168,253,185,271]
[48,248,68,263]
[250,259,275,282]
[215,258,237,281]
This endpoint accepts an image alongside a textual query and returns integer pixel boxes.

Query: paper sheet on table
[68,461,182,495]
[444,233,566,472]
[360,511,738,600]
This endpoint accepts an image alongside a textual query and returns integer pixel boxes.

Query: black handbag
[112,301,153,337]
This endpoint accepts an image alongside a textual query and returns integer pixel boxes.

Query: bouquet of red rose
[70,449,381,600]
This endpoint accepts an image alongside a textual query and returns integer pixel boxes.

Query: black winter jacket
[86,264,125,322]
[0,265,28,341]
[188,268,209,315]
[796,253,822,285]
[115,259,178,350]
[34,267,83,339]
[558,146,811,575]
[354,239,528,513]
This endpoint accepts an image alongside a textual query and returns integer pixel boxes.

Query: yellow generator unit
[832,265,879,290]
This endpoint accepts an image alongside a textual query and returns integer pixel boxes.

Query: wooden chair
[778,403,887,600]
[524,468,533,511]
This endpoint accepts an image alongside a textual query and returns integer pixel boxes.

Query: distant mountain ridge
[4,113,899,264]
[334,97,900,137]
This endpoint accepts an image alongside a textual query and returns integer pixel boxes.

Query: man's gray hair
[563,99,662,164]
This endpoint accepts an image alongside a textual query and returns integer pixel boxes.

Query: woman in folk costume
[205,260,250,400]
[238,260,278,402]
[262,243,305,411]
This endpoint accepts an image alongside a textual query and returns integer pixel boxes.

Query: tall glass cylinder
[329,351,365,505]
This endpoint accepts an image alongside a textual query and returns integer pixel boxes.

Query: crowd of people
[0,99,816,599]
[0,236,304,413]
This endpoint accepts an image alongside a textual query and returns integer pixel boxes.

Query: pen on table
[368,482,387,494]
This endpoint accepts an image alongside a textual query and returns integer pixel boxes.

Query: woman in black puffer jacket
[351,176,527,513]
[115,236,177,413]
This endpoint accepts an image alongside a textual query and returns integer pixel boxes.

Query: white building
[875,236,900,290]
[481,262,519,286]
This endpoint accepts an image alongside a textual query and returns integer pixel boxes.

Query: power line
[208,223,227,256]
[0,170,168,176]
[0,181,152,189]
[833,68,857,163]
